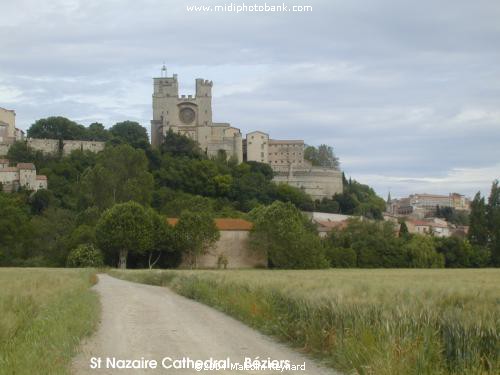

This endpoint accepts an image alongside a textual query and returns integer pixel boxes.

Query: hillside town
[0,70,478,244]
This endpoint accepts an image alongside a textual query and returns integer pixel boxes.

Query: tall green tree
[86,122,111,141]
[109,121,150,150]
[27,116,87,140]
[146,208,175,269]
[487,180,500,265]
[96,202,153,269]
[250,201,328,269]
[82,145,154,209]
[160,129,203,158]
[174,210,219,268]
[0,194,31,265]
[468,192,489,246]
[399,220,409,238]
[304,144,340,169]
[28,208,77,266]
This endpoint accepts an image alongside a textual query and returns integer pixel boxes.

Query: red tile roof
[16,163,36,170]
[167,218,253,231]
[36,175,47,180]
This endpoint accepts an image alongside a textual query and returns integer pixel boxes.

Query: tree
[314,197,340,213]
[486,180,500,265]
[67,224,96,251]
[27,116,87,140]
[28,207,77,266]
[95,202,153,269]
[399,220,409,238]
[273,183,314,211]
[66,244,104,268]
[160,129,203,159]
[326,246,357,267]
[250,201,329,269]
[435,237,472,268]
[174,210,220,268]
[160,129,203,158]
[29,189,53,214]
[468,192,489,246]
[6,141,39,162]
[403,235,444,268]
[0,193,31,266]
[82,145,154,209]
[146,208,175,269]
[86,122,111,141]
[327,179,385,219]
[304,144,340,169]
[109,121,150,150]
[328,219,405,268]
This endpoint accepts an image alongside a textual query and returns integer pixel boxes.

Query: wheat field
[0,268,99,375]
[110,268,500,375]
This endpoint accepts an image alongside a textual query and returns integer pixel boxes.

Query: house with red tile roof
[167,218,266,269]
[0,159,47,192]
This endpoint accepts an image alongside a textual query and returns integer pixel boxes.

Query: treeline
[3,116,493,269]
[248,198,497,269]
[1,116,373,268]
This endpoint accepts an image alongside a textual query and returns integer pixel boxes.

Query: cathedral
[150,67,243,162]
[151,68,343,200]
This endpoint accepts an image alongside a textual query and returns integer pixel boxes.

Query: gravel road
[72,274,338,375]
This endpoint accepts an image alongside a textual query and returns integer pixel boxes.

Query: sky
[0,0,499,198]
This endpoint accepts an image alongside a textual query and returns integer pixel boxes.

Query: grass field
[109,268,500,375]
[0,268,100,375]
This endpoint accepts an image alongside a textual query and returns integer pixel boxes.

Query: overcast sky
[1,0,499,198]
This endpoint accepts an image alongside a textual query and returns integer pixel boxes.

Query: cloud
[0,0,499,198]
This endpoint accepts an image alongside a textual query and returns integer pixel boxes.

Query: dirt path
[72,274,338,375]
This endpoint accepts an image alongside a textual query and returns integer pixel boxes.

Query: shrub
[327,246,357,267]
[250,201,328,269]
[66,244,104,268]
[403,235,444,268]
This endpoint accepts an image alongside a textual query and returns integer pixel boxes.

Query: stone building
[167,218,266,269]
[243,131,343,200]
[406,218,451,238]
[388,193,471,218]
[151,68,243,162]
[0,107,16,144]
[150,68,343,199]
[0,107,25,156]
[304,212,353,237]
[0,159,47,192]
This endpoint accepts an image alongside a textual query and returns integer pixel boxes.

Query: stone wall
[27,138,60,153]
[62,140,105,154]
[27,138,105,155]
[0,144,9,156]
[273,166,343,200]
[180,230,267,269]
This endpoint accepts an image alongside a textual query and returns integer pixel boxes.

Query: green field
[0,268,99,375]
[110,268,500,375]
